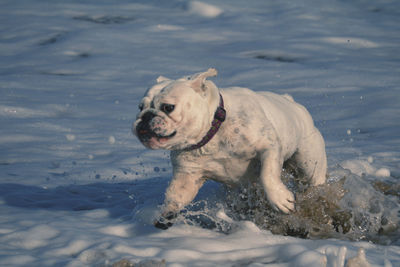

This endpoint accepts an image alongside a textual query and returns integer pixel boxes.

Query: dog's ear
[156,76,171,83]
[190,68,218,93]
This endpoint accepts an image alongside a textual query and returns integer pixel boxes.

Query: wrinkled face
[133,79,211,150]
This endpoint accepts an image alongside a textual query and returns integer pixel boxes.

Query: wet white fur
[134,68,327,214]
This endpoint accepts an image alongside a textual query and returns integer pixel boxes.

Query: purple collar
[184,94,226,151]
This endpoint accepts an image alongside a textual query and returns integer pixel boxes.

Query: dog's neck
[183,94,226,151]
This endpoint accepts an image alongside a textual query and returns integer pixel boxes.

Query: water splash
[179,166,400,245]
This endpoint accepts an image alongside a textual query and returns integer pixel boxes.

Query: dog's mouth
[138,128,176,140]
[137,126,177,148]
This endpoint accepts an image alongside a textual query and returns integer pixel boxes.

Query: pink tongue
[157,137,169,143]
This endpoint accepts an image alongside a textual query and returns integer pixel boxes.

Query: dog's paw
[266,185,295,213]
[154,211,177,230]
[154,220,173,230]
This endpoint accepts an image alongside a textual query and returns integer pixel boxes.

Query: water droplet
[109,136,116,144]
[66,134,76,141]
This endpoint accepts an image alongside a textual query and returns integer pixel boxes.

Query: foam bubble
[188,1,223,18]
[99,225,131,237]
[65,134,76,141]
[340,159,376,176]
[108,136,116,144]
[375,168,390,177]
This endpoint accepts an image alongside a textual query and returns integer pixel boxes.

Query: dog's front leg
[155,171,205,229]
[260,149,295,213]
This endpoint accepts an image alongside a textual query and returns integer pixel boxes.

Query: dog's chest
[172,112,266,183]
[173,141,260,185]
[203,155,260,184]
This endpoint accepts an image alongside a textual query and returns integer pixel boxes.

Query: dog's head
[133,68,220,150]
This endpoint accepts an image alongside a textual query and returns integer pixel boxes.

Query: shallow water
[1,0,400,265]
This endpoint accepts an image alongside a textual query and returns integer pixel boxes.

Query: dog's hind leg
[294,129,327,185]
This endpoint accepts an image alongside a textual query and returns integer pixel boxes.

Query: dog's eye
[160,103,175,114]
[138,103,144,111]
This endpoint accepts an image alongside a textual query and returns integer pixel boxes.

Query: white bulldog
[133,68,327,229]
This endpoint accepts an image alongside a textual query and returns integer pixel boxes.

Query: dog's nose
[141,112,156,124]
[136,112,156,136]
